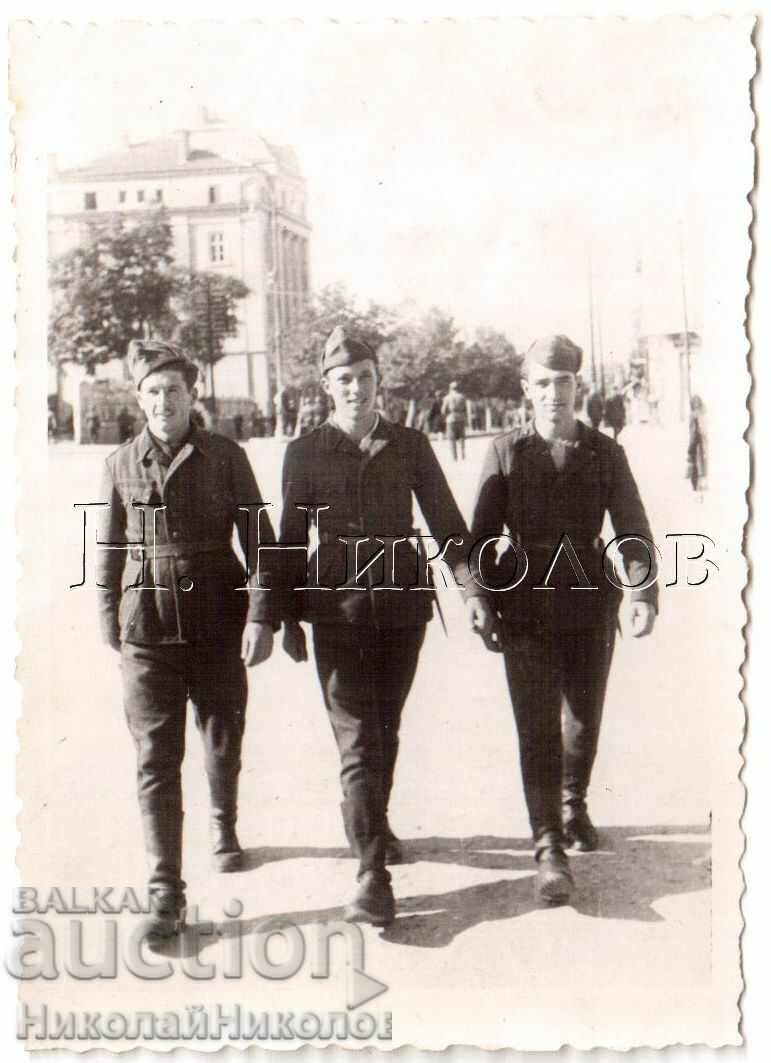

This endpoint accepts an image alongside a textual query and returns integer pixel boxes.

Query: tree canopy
[175,271,250,398]
[48,210,249,381]
[49,215,520,401]
[281,284,399,390]
[281,285,522,400]
[48,211,178,370]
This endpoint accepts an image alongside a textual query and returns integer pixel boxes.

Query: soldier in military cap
[466,334,657,905]
[96,339,277,937]
[279,326,471,926]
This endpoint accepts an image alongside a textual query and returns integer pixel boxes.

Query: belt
[129,541,231,561]
[518,538,604,551]
[318,528,423,545]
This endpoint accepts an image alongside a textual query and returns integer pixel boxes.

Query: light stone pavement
[18,422,734,1050]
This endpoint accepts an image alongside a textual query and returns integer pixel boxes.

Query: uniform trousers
[501,615,616,849]
[120,641,247,895]
[312,623,426,875]
[446,418,466,461]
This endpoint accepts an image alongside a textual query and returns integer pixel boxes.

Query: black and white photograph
[8,13,755,1054]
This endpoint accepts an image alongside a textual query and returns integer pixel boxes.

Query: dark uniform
[279,331,470,920]
[687,397,707,492]
[604,391,626,440]
[468,394,658,862]
[586,389,605,430]
[96,341,275,926]
[441,383,467,461]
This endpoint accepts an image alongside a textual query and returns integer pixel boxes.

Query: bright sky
[13,19,744,358]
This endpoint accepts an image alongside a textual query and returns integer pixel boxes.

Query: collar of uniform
[139,422,209,461]
[522,419,589,452]
[320,415,390,451]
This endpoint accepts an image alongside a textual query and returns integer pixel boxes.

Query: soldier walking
[97,340,276,938]
[441,380,467,461]
[279,327,470,926]
[466,335,657,905]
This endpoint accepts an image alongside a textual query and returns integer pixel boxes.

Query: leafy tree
[49,209,251,405]
[48,210,178,371]
[174,271,250,401]
[281,284,398,391]
[280,287,520,405]
[378,308,462,398]
[457,327,523,400]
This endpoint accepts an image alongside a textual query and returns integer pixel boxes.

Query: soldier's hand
[467,596,503,653]
[241,622,274,667]
[629,601,656,638]
[282,620,308,663]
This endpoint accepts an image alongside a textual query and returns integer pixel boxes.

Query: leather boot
[210,774,243,873]
[211,820,243,872]
[534,838,574,906]
[340,795,394,925]
[562,797,599,852]
[140,808,186,936]
[343,870,395,927]
[383,818,405,865]
[382,742,404,864]
[146,889,186,939]
[344,802,404,865]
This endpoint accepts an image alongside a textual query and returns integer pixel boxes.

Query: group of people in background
[585,386,627,440]
[61,364,709,498]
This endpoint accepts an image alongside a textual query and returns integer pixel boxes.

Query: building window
[137,190,145,203]
[155,189,163,202]
[118,190,126,204]
[208,185,219,205]
[208,231,225,263]
[84,192,97,211]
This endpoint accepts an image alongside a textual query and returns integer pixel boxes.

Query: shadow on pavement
[239,844,349,870]
[161,824,710,957]
[382,824,711,947]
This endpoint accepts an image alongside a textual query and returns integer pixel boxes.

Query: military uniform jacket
[442,391,467,424]
[97,424,275,647]
[279,418,470,628]
[468,422,658,632]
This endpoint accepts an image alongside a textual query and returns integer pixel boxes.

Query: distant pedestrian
[296,395,315,436]
[647,386,660,426]
[586,389,605,430]
[312,393,327,428]
[117,405,135,443]
[275,387,296,436]
[86,409,101,444]
[442,380,467,461]
[233,413,244,441]
[427,391,443,436]
[604,389,626,441]
[687,396,707,495]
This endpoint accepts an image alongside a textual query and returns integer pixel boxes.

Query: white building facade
[48,117,311,415]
